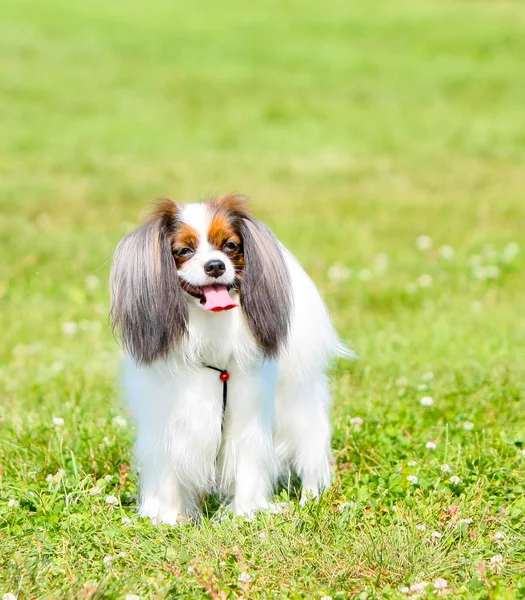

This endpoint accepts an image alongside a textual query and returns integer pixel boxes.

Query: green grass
[1,0,525,597]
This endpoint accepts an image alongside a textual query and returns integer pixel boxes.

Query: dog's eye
[176,247,194,258]
[223,241,240,253]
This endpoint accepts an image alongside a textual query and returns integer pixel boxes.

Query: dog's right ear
[110,199,188,365]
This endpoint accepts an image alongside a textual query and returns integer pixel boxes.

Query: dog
[110,194,351,523]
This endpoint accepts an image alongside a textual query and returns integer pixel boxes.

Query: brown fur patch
[208,194,250,217]
[207,204,245,274]
[172,224,200,268]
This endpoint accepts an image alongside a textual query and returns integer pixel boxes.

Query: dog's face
[110,194,292,364]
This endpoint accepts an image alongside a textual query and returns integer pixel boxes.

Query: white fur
[122,203,350,523]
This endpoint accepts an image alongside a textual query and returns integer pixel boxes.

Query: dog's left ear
[210,194,293,358]
[110,199,188,364]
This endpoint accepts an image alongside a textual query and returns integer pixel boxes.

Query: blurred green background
[1,0,524,598]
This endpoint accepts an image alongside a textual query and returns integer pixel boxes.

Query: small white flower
[433,578,449,590]
[90,486,102,495]
[440,464,452,473]
[103,555,114,565]
[410,582,430,594]
[417,274,433,287]
[494,531,505,540]
[104,475,113,483]
[8,499,19,508]
[416,524,426,531]
[417,384,428,391]
[84,275,100,290]
[327,263,352,284]
[102,436,111,446]
[124,595,141,600]
[420,396,434,407]
[416,235,433,251]
[112,416,127,428]
[122,517,132,525]
[258,531,267,539]
[45,474,53,483]
[320,596,333,600]
[374,253,389,273]
[61,321,78,336]
[426,441,437,450]
[489,554,504,565]
[187,566,195,573]
[407,460,418,467]
[484,265,501,279]
[438,245,454,259]
[358,269,372,281]
[459,518,473,525]
[400,587,411,595]
[503,242,519,261]
[350,417,364,427]
[118,552,127,558]
[407,475,418,484]
[431,531,442,539]
[52,416,64,427]
[405,282,418,294]
[449,476,461,485]
[2,594,17,600]
[105,495,119,506]
[462,421,474,431]
[396,377,408,387]
[238,573,252,583]
[421,371,434,382]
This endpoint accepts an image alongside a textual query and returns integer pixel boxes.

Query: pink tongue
[202,285,238,312]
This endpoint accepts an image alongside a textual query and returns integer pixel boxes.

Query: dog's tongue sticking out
[202,285,238,312]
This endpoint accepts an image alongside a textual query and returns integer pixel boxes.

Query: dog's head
[110,195,292,364]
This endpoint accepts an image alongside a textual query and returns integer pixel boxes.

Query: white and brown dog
[110,194,351,523]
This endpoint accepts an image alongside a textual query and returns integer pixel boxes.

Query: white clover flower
[431,531,442,539]
[187,566,195,573]
[407,460,418,467]
[104,475,113,483]
[61,321,78,336]
[350,417,364,427]
[433,578,449,590]
[438,245,454,259]
[84,275,100,290]
[449,476,461,485]
[416,235,433,251]
[416,524,426,531]
[400,587,411,595]
[421,372,434,382]
[112,416,127,428]
[417,274,433,287]
[503,242,519,261]
[489,554,504,565]
[118,552,127,558]
[122,517,132,525]
[105,495,119,506]
[258,531,267,539]
[8,499,19,508]
[410,582,430,594]
[407,475,418,484]
[462,421,474,431]
[374,253,389,273]
[440,464,452,473]
[327,263,352,284]
[320,596,333,600]
[358,269,372,281]
[417,384,428,391]
[238,573,252,583]
[45,474,53,483]
[494,531,505,540]
[396,377,408,387]
[425,441,437,450]
[420,396,434,407]
[52,416,64,427]
[103,555,114,565]
[90,486,102,495]
[124,595,141,600]
[459,518,473,525]
[2,594,17,600]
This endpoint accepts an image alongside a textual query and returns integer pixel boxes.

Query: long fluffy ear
[239,217,293,358]
[110,200,188,364]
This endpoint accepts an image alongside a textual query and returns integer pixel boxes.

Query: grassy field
[1,0,525,597]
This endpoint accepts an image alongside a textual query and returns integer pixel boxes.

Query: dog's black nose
[204,259,226,278]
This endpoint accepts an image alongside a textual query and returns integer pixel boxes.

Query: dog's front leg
[219,360,279,516]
